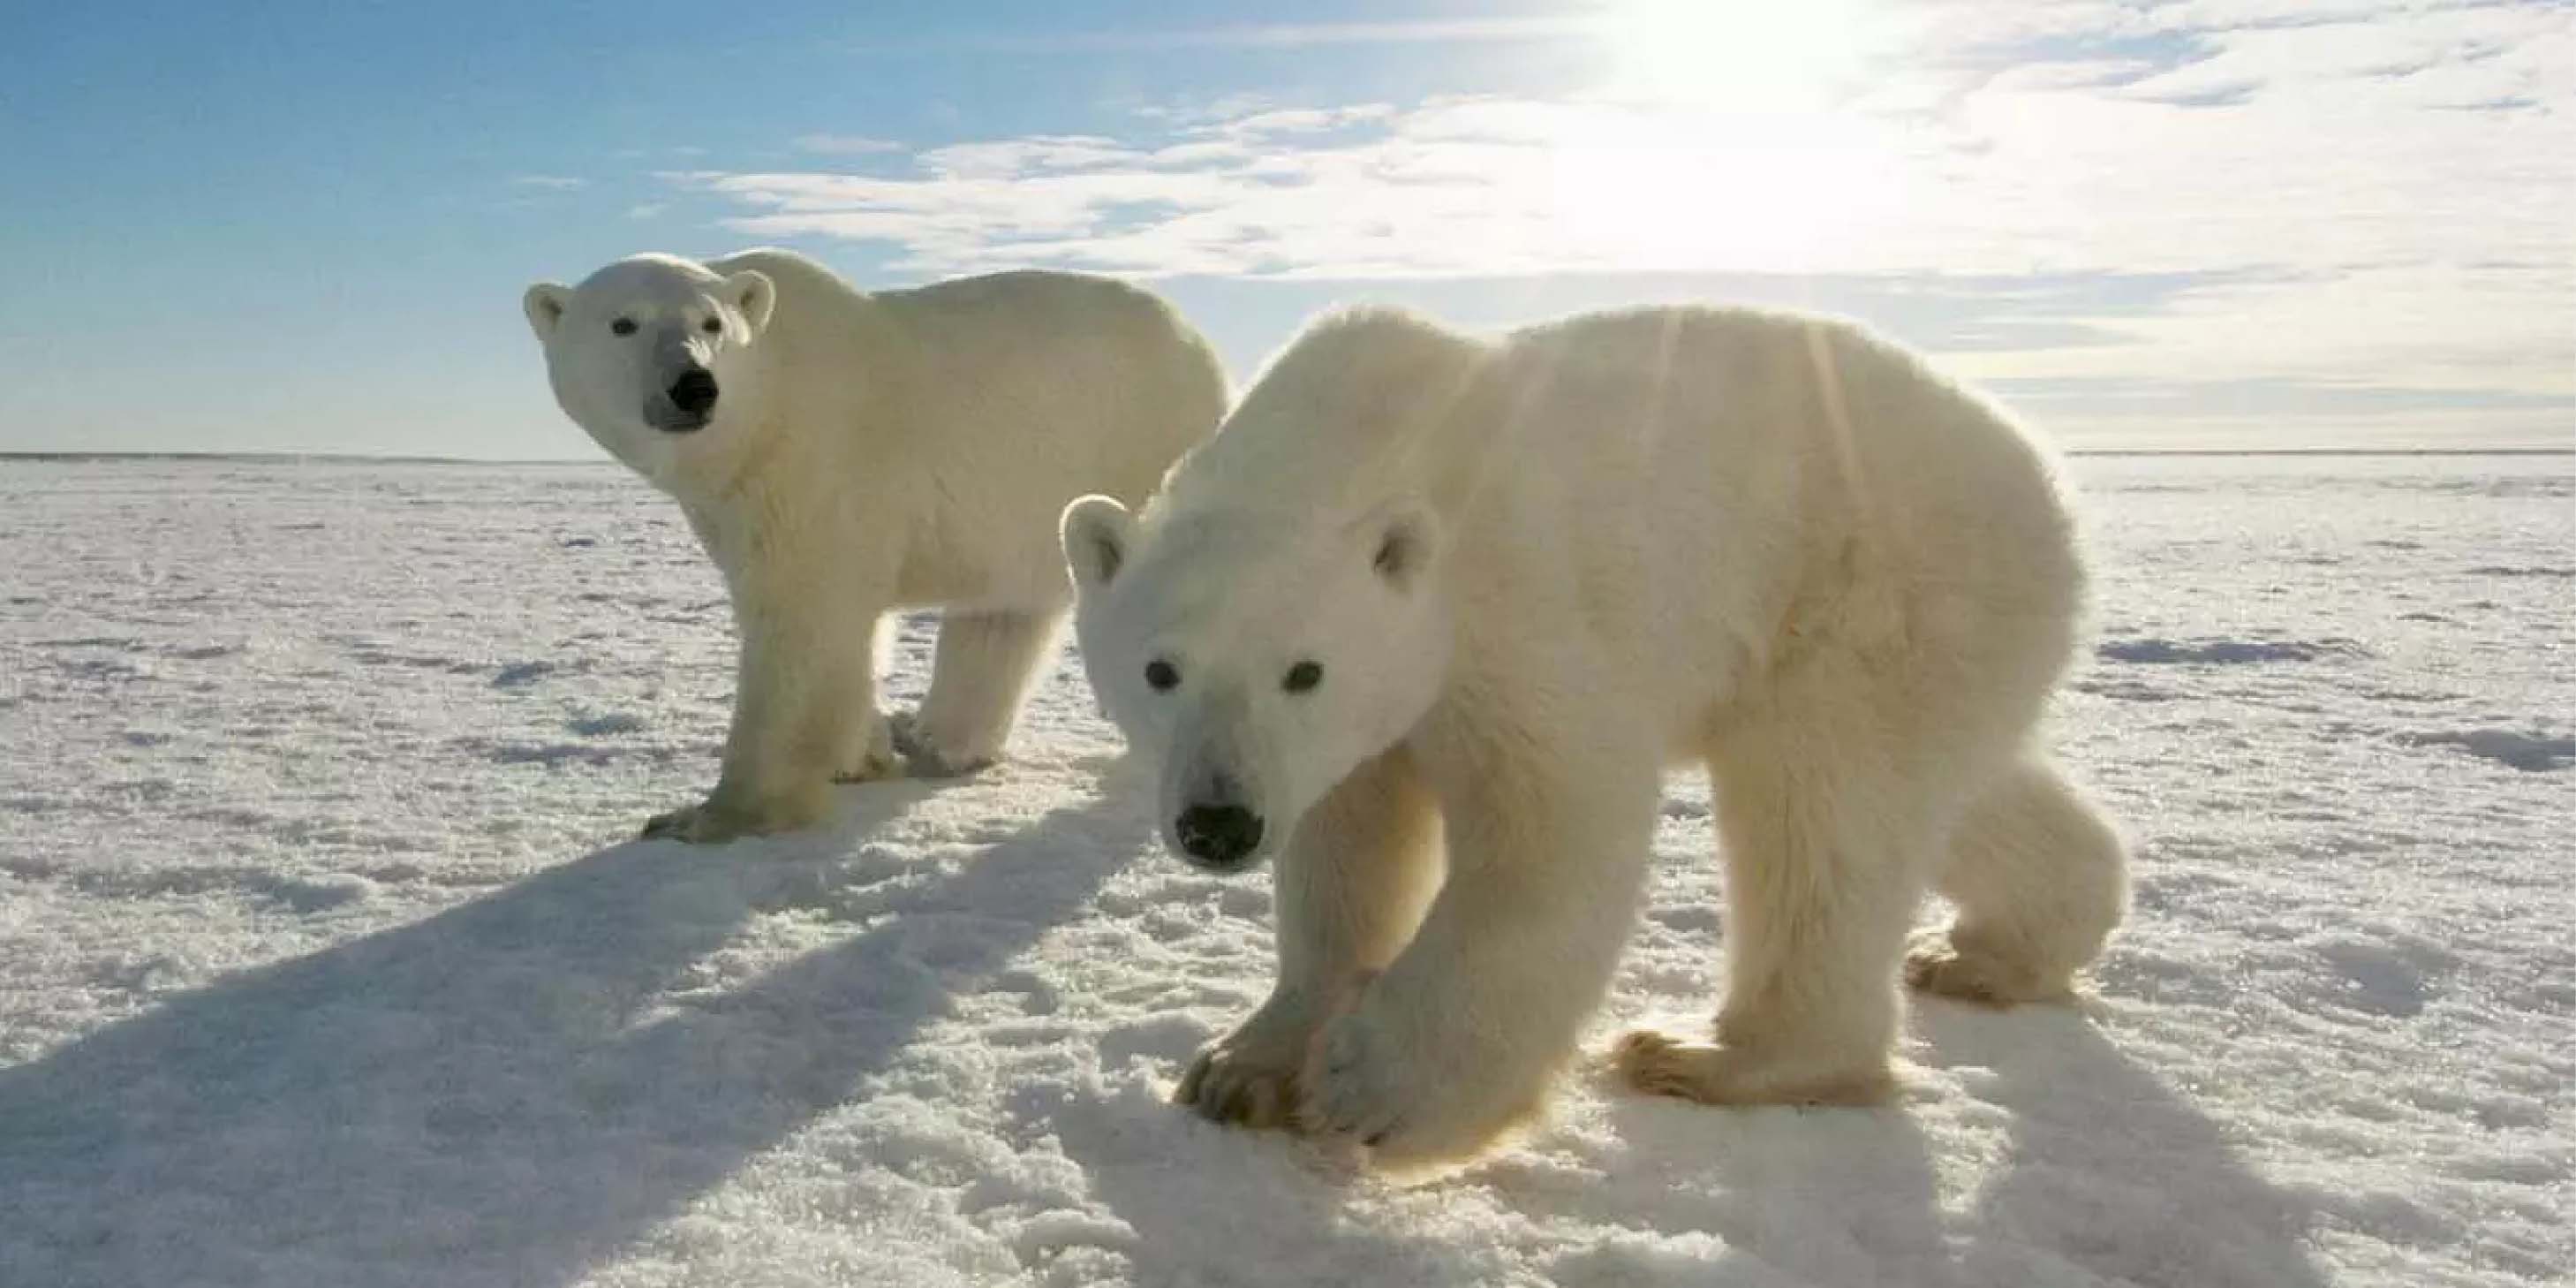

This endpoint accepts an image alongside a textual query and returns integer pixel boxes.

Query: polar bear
[524,249,1227,842]
[1061,305,2127,1165]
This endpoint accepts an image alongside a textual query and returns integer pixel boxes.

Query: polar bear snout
[1174,802,1265,870]
[646,366,719,432]
[669,367,718,415]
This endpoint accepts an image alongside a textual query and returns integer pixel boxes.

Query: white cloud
[672,0,2572,410]
[1946,262,2576,395]
[1212,103,1401,137]
[2113,2,2568,108]
[793,133,907,156]
[690,98,1918,280]
[842,16,1597,56]
[917,134,1144,177]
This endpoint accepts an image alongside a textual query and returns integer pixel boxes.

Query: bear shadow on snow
[2,766,2328,1286]
[1033,1047,1954,1285]
[0,776,1148,1288]
[1560,998,2330,1288]
[1913,1000,2330,1288]
[1035,984,2330,1287]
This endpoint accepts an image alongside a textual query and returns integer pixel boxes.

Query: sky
[2,0,2569,458]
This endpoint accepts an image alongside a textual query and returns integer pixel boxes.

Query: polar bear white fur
[525,249,1226,842]
[1061,305,2127,1165]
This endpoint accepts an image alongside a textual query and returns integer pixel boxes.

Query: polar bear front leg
[897,608,1064,777]
[1177,748,1441,1129]
[1300,743,1658,1164]
[644,591,888,844]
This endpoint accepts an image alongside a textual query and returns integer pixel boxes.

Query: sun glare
[1597,0,1871,114]
[1537,0,1902,271]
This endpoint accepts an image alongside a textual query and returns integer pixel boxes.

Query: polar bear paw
[886,711,996,779]
[639,789,827,844]
[1173,995,1324,1129]
[1903,926,2072,1006]
[1297,981,1544,1164]
[1613,1030,1895,1107]
[1300,1008,1423,1148]
[640,801,765,844]
[833,717,904,784]
[1175,1042,1303,1129]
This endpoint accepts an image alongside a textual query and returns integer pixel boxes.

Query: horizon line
[5,448,2572,467]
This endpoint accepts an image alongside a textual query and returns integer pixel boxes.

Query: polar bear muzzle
[649,364,718,433]
[1174,800,1265,870]
[1170,765,1266,869]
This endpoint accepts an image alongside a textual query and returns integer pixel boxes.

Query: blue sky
[4,0,2569,457]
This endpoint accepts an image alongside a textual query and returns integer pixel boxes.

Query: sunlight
[1518,0,1907,272]
[1594,0,1872,114]
[1537,109,1912,272]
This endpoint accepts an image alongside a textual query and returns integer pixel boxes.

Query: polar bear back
[706,249,1228,610]
[1160,303,2074,590]
[709,249,1220,489]
[1148,303,2086,738]
[885,269,1226,497]
[1470,306,2087,707]
[1482,304,2079,574]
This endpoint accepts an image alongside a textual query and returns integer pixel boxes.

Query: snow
[2,453,2569,1287]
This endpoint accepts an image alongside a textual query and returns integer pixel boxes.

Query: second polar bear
[525,249,1227,842]
[1061,305,2127,1165]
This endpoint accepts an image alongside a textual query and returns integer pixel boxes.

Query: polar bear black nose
[1175,804,1265,868]
[668,367,719,416]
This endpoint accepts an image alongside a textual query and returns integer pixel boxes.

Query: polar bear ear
[1364,500,1440,594]
[723,269,777,337]
[523,284,571,342]
[1062,495,1136,590]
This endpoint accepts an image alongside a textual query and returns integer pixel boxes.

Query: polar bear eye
[699,317,722,335]
[1282,661,1324,693]
[610,317,638,337]
[1144,659,1181,692]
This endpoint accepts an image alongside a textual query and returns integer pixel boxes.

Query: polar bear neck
[669,291,921,511]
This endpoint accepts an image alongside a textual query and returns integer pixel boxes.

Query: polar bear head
[522,254,777,483]
[1061,495,1452,871]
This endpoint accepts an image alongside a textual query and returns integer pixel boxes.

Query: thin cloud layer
[673,0,2571,414]
[793,134,908,156]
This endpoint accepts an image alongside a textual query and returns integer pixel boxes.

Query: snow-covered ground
[2,454,2567,1287]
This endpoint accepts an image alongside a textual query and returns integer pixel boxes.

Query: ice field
[1,453,2568,1286]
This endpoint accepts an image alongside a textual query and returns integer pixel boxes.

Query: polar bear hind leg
[1620,634,2009,1107]
[899,608,1063,776]
[1905,755,2127,1005]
